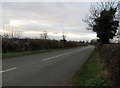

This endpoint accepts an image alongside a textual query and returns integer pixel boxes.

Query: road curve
[2,45,95,86]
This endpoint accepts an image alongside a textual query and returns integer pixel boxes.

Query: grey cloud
[2,2,96,41]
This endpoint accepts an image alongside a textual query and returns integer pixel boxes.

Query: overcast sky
[1,2,97,41]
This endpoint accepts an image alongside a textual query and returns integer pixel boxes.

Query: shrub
[98,44,120,88]
[2,38,85,53]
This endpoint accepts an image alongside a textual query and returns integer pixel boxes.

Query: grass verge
[71,47,110,87]
[2,49,67,59]
[2,46,84,59]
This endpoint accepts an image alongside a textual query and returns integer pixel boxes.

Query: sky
[1,2,97,41]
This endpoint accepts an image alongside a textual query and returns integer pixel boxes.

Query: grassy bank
[71,47,110,87]
[2,46,84,59]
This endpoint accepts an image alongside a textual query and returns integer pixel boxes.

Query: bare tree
[4,24,23,38]
[2,23,9,38]
[40,31,48,40]
[13,27,23,38]
[83,0,119,30]
[83,0,119,44]
[2,22,22,39]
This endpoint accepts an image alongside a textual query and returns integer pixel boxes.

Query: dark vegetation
[2,38,86,53]
[72,43,120,87]
[72,47,110,87]
[93,8,119,44]
[98,44,120,88]
[81,1,120,86]
[84,1,119,44]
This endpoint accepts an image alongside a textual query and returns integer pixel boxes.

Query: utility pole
[62,31,66,41]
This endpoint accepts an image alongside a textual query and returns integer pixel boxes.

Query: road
[2,46,95,86]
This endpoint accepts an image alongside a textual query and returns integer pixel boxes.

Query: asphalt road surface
[2,46,95,86]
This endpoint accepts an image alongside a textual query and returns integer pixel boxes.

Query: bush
[2,38,85,53]
[98,44,120,88]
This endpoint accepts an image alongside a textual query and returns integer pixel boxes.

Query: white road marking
[41,52,71,62]
[41,47,90,62]
[1,47,90,73]
[0,67,16,73]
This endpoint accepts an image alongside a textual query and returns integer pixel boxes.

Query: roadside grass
[2,49,67,59]
[71,47,110,87]
[2,46,86,59]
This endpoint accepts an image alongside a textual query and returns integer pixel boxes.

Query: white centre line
[40,48,88,62]
[41,52,71,62]
[0,47,90,73]
[0,67,16,73]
